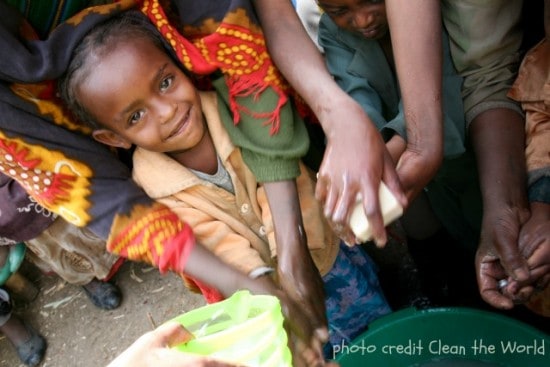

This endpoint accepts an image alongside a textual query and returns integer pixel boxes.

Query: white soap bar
[349,182,403,243]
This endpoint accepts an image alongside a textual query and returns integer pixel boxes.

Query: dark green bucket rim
[335,307,549,367]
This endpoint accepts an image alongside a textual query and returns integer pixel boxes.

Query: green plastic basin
[335,307,549,367]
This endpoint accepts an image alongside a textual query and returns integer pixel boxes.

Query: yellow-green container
[171,290,292,367]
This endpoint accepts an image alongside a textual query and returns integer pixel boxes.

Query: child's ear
[92,129,132,149]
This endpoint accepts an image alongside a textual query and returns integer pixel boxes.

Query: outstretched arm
[385,0,444,201]
[472,109,530,309]
[263,180,328,336]
[253,0,405,247]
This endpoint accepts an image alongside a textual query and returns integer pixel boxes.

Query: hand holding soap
[349,182,403,244]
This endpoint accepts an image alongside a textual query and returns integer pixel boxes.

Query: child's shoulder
[509,39,550,103]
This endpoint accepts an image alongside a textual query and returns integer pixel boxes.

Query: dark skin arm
[385,1,532,310]
[253,0,406,247]
[263,181,328,343]
[470,108,531,309]
[264,181,339,367]
[385,0,444,201]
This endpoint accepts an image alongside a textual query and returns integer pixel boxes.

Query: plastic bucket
[335,307,549,367]
[171,290,292,367]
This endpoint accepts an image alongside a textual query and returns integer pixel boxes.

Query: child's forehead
[85,41,163,90]
[319,0,383,6]
[318,0,353,6]
[95,36,169,70]
[109,35,159,53]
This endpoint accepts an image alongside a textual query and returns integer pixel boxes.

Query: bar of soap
[349,182,403,243]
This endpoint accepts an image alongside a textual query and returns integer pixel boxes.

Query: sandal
[15,321,47,367]
[0,288,46,366]
[82,279,122,310]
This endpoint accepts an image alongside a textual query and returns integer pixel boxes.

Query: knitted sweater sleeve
[212,76,310,183]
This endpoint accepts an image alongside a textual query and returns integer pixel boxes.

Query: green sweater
[213,77,310,183]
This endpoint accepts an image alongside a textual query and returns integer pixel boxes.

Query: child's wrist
[530,202,550,220]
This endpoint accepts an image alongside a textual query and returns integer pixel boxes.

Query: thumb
[153,322,195,348]
[496,232,530,283]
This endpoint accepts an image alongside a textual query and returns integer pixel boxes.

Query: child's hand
[108,322,241,367]
[385,134,407,165]
[315,100,406,247]
[475,198,531,309]
[277,242,329,341]
[251,276,331,366]
[285,328,339,367]
[275,290,334,367]
[503,202,550,301]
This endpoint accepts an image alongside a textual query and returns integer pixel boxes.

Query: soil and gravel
[0,260,205,367]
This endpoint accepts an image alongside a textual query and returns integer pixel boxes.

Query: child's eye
[160,75,174,92]
[326,8,348,17]
[128,110,145,125]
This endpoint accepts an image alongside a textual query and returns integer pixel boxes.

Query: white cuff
[248,266,275,279]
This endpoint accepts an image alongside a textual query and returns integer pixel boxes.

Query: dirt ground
[0,260,205,367]
[1,237,548,367]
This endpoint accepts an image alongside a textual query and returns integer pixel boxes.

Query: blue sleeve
[318,15,406,141]
[529,176,550,204]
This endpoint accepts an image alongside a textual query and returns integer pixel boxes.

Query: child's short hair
[58,10,171,130]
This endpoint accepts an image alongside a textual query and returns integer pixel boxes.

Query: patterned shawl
[0,0,303,278]
[0,0,194,274]
[139,0,290,134]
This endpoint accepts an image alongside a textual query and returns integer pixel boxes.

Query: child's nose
[352,11,375,29]
[158,102,177,125]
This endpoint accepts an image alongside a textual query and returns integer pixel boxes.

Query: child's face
[318,0,388,39]
[77,36,206,154]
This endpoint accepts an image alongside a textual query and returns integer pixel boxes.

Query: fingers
[522,233,550,270]
[518,233,543,260]
[289,332,325,367]
[480,285,515,309]
[315,145,392,247]
[330,221,356,246]
[491,223,530,283]
[506,264,550,297]
[153,322,195,348]
[320,175,392,247]
[317,172,358,227]
[476,252,515,309]
[314,327,329,346]
[314,171,329,209]
[395,147,441,204]
[381,151,407,209]
[499,249,530,283]
[360,183,386,247]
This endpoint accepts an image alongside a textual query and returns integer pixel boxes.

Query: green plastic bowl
[335,307,549,367]
[170,290,292,367]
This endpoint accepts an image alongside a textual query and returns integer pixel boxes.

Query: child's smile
[77,36,206,156]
